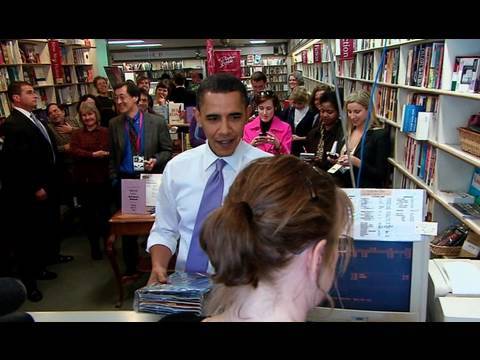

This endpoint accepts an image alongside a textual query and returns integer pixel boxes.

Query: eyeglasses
[258,90,275,97]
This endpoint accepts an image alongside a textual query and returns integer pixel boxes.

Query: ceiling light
[250,40,266,44]
[108,40,144,45]
[126,43,163,48]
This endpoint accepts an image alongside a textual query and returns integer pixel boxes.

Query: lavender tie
[185,158,226,273]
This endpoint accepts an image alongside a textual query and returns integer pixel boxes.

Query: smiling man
[146,73,271,284]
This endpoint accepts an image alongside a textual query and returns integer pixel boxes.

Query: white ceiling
[107,39,288,51]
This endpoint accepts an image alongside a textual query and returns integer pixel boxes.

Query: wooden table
[106,211,155,308]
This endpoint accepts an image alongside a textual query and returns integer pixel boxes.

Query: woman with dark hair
[305,91,345,171]
[243,90,292,155]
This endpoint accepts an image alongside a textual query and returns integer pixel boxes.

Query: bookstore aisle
[292,38,480,261]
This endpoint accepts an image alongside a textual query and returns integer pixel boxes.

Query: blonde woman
[332,89,389,188]
[284,86,317,156]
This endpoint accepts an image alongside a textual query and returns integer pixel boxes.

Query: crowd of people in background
[0,68,390,309]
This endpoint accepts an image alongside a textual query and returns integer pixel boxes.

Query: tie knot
[215,159,226,172]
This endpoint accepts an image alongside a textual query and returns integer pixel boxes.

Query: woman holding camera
[243,90,292,155]
[331,90,389,188]
[305,91,345,171]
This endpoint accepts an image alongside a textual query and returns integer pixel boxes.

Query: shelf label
[415,222,438,236]
[340,39,354,60]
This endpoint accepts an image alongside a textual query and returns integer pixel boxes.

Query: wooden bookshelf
[290,38,480,245]
[0,39,98,118]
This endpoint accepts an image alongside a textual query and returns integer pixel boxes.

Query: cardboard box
[459,231,480,258]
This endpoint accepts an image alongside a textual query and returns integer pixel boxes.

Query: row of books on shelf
[360,52,374,81]
[337,59,356,78]
[263,66,287,75]
[0,41,21,65]
[405,42,444,89]
[356,39,410,51]
[403,137,436,186]
[268,75,287,83]
[72,48,91,65]
[0,93,11,118]
[451,56,480,93]
[381,48,400,84]
[376,87,398,120]
[241,58,286,67]
[400,93,438,135]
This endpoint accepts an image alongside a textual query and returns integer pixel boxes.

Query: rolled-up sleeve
[146,163,180,255]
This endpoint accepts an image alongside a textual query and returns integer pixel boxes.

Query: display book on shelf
[0,39,97,119]
[291,39,480,256]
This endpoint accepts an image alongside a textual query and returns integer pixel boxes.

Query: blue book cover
[468,167,480,205]
[402,104,424,132]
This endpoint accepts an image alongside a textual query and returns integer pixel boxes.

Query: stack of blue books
[134,272,213,315]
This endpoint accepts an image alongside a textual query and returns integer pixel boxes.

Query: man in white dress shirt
[146,73,271,284]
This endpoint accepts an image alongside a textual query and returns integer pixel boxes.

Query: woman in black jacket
[332,89,390,188]
[284,87,317,156]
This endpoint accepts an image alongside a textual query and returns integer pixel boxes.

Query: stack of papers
[134,272,213,315]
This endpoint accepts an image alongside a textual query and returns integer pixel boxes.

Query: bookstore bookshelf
[292,38,480,258]
[0,39,98,119]
[240,55,289,100]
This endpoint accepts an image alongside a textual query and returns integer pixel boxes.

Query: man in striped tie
[146,73,272,285]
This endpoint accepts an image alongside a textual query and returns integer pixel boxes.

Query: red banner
[213,50,241,78]
[313,44,322,63]
[48,40,64,84]
[340,39,354,60]
[302,50,308,64]
[206,39,215,76]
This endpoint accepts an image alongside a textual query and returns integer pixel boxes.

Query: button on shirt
[146,140,271,273]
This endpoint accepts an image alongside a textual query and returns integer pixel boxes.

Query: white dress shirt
[294,107,309,129]
[146,140,271,272]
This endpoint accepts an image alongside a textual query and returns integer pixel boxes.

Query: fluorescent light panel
[126,43,162,48]
[250,40,266,44]
[108,40,144,45]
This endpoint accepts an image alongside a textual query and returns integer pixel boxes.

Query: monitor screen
[308,239,428,322]
[307,188,429,322]
[333,240,412,312]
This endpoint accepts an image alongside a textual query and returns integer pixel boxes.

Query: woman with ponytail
[163,155,353,322]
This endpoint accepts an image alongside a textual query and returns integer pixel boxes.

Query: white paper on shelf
[442,262,480,296]
[343,188,425,241]
[140,173,163,208]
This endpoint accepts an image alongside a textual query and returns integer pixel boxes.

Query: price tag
[415,222,438,236]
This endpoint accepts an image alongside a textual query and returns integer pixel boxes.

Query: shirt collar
[203,139,246,173]
[125,111,141,123]
[14,106,33,120]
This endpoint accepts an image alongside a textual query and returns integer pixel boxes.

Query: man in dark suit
[168,73,196,107]
[109,81,172,277]
[0,82,64,302]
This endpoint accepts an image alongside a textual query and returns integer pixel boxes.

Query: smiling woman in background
[70,102,110,260]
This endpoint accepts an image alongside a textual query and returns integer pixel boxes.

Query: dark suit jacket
[337,128,390,188]
[108,111,172,179]
[1,109,58,203]
[284,107,317,156]
[169,86,196,107]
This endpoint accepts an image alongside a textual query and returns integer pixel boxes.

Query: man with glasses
[109,81,172,278]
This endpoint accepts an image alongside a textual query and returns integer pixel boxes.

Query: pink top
[243,115,292,155]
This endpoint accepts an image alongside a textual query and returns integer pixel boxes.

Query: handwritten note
[121,179,146,214]
[343,188,426,241]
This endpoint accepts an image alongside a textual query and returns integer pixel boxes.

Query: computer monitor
[307,189,430,322]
